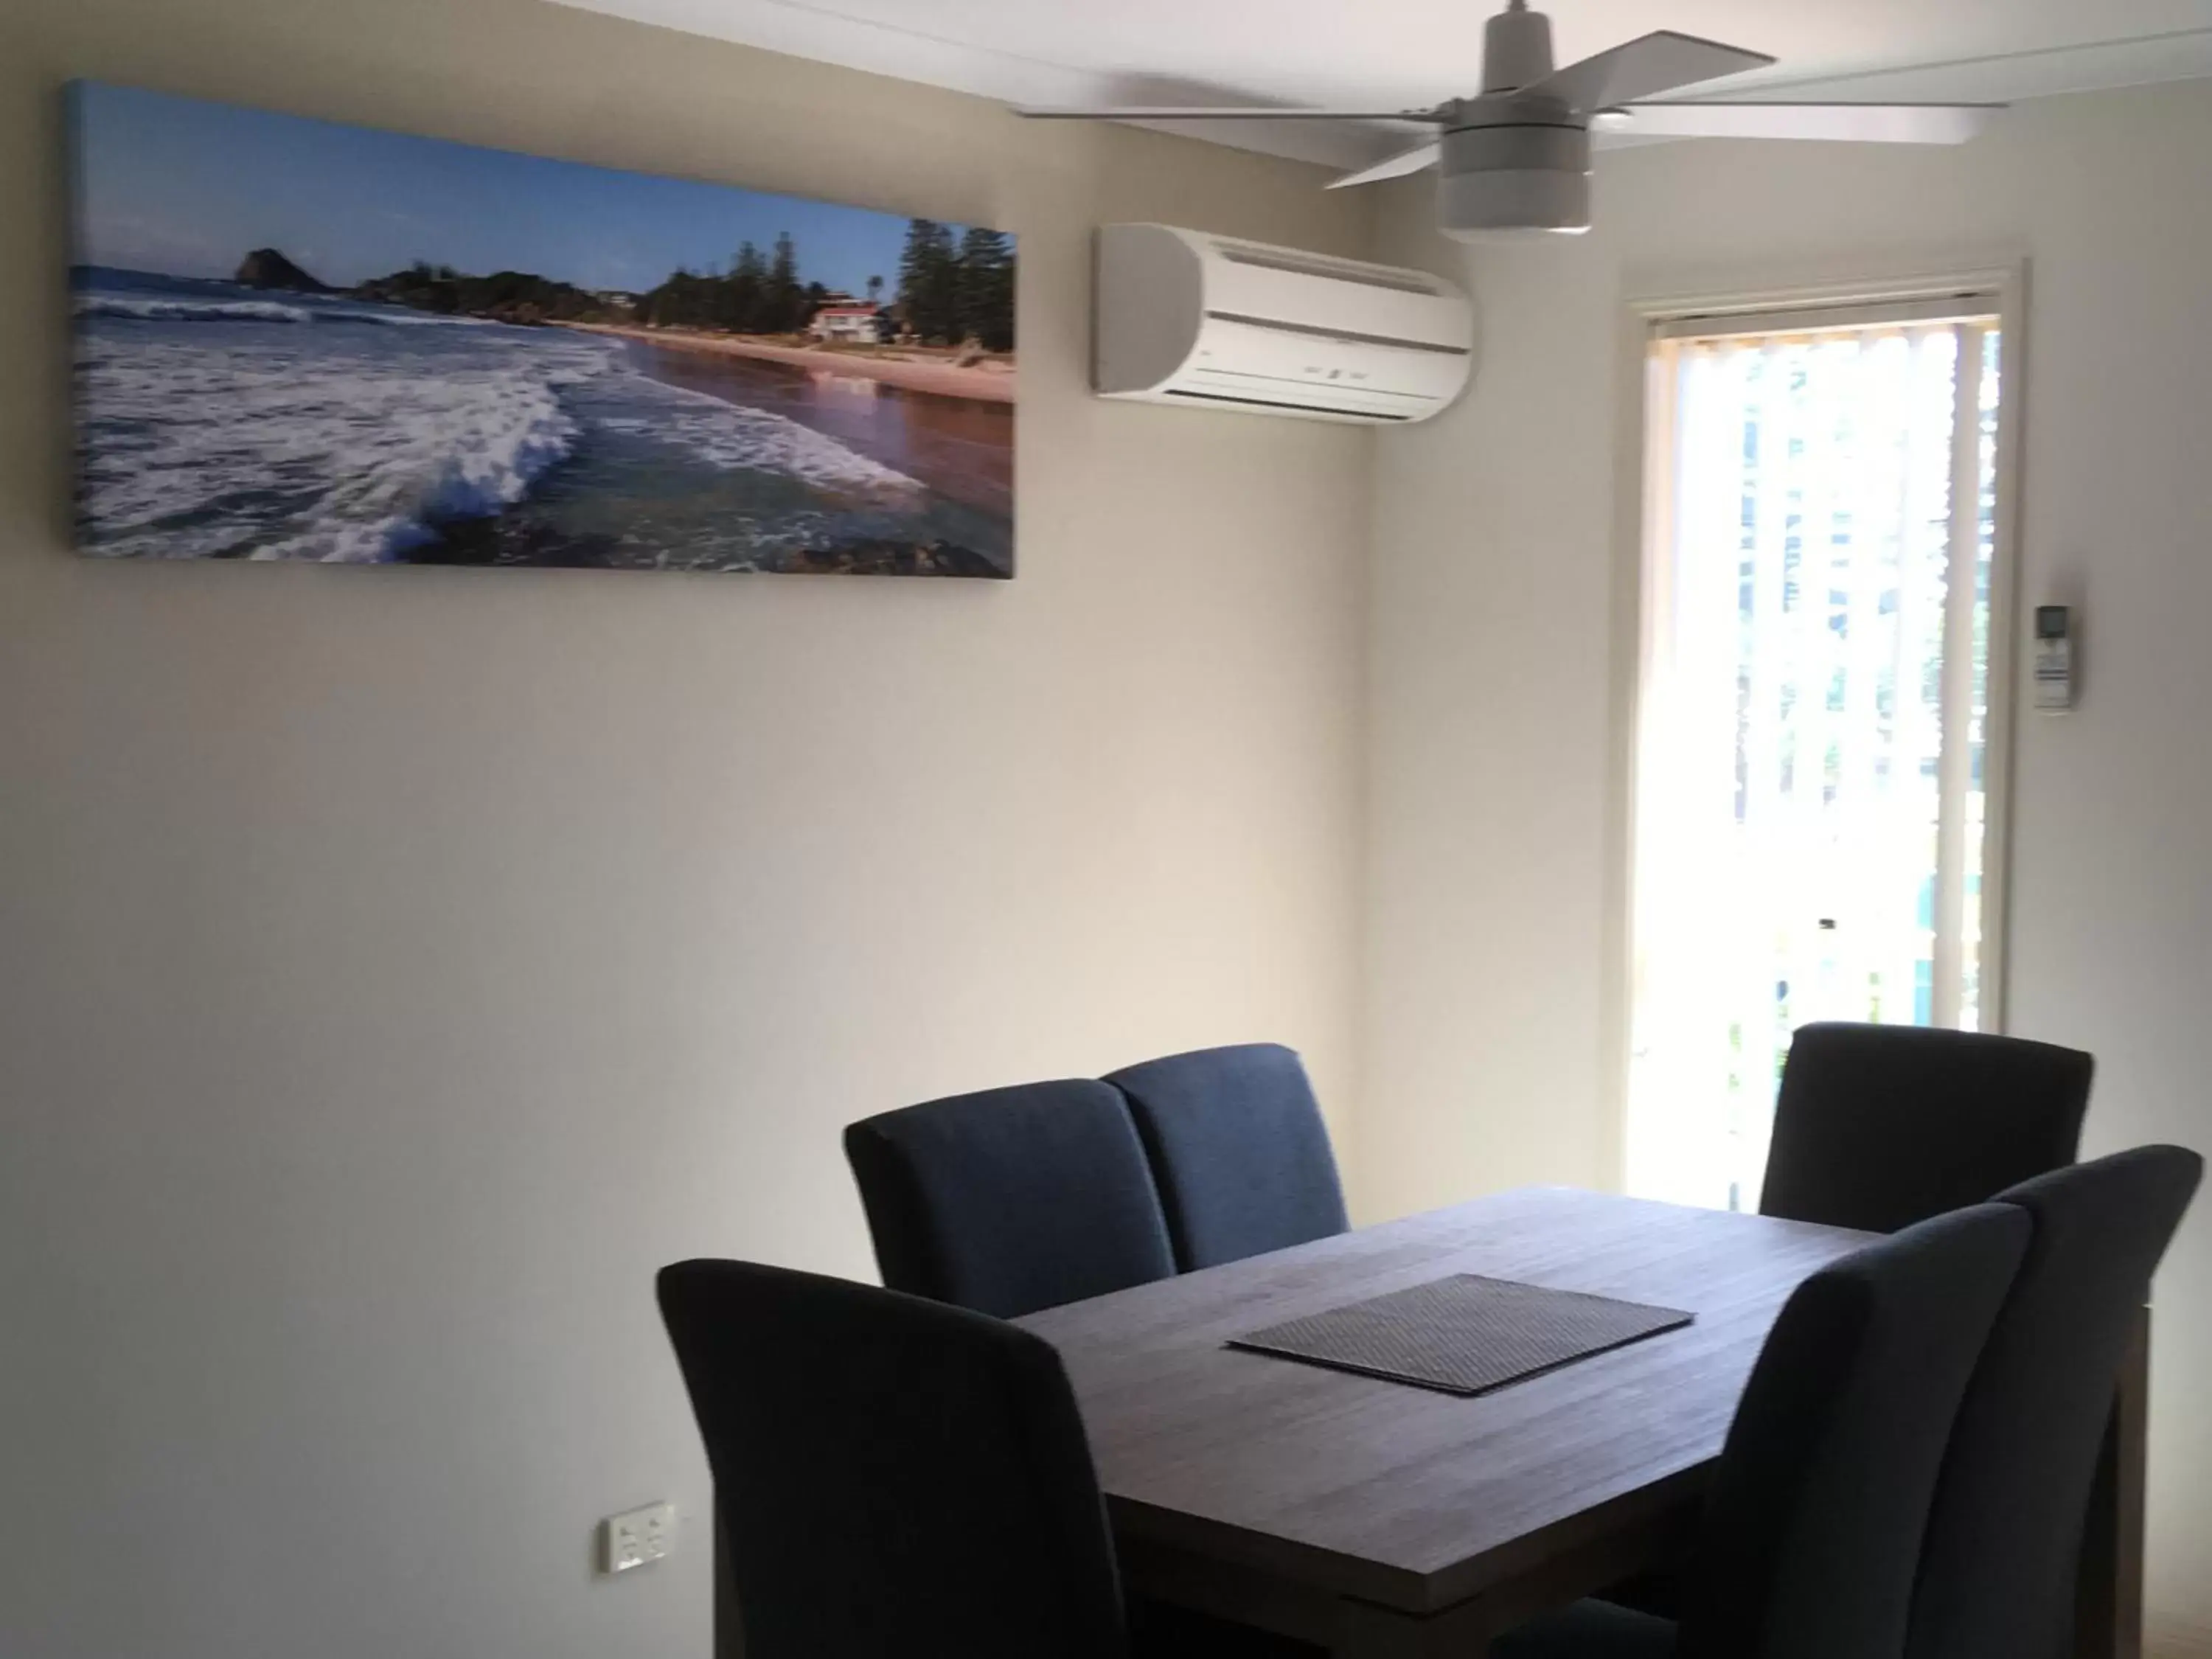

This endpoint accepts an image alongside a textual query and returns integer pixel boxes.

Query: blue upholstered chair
[1906,1146,2201,1659]
[1492,1203,2031,1659]
[1105,1043,1349,1271]
[658,1260,1128,1658]
[1760,1022,2094,1233]
[844,1079,1175,1318]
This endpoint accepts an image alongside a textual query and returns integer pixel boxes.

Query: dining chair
[844,1079,1175,1318]
[1492,1201,2031,1659]
[1608,1021,2094,1623]
[1905,1145,2202,1659]
[656,1259,1127,1659]
[1104,1043,1349,1270]
[1759,1022,2095,1233]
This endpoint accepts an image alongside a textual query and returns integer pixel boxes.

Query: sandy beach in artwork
[563,322,1016,403]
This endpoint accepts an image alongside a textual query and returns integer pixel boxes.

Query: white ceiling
[551,0,2212,166]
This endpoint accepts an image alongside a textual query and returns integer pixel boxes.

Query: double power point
[599,1500,676,1575]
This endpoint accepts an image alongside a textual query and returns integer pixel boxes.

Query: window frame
[1600,264,2029,1192]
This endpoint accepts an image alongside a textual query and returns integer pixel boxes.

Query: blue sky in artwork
[72,81,995,296]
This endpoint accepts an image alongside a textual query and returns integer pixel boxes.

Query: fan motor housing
[1437,107,1593,239]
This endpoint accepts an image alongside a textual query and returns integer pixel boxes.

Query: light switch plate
[599,1500,675,1574]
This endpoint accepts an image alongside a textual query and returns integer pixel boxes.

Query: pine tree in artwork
[953,226,1015,352]
[728,240,767,333]
[768,232,802,333]
[897,218,961,344]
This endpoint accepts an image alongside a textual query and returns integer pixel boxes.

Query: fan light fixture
[1015,1,2001,239]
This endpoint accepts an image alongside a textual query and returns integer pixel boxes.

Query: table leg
[2076,1306,2150,1659]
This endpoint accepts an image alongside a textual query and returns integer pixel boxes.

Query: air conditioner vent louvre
[1205,310,1474,356]
[1214,240,1448,296]
[1165,389,1416,420]
[1094,223,1474,426]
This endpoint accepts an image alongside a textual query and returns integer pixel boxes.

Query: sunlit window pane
[1630,315,2004,1212]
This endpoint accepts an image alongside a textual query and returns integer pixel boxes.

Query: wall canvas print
[69,83,1016,577]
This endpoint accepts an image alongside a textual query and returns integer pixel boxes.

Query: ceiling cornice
[547,0,1396,165]
[548,0,2212,169]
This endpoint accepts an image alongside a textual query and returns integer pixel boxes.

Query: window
[1625,288,2017,1211]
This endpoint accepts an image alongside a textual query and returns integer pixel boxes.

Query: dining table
[1006,1185,2152,1659]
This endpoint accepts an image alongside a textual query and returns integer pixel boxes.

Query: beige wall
[0,1,1371,1654]
[15,0,2212,1646]
[1363,80,2212,1638]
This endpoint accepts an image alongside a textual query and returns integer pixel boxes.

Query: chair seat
[1489,1599,1679,1659]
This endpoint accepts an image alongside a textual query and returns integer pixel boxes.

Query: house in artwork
[809,301,880,342]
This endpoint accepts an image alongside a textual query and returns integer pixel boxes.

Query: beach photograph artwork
[69,83,1017,576]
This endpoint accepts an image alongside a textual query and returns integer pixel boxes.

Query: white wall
[0,1,1371,1655]
[1363,80,2212,1636]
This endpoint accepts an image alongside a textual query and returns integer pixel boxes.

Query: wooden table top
[1018,1186,1873,1618]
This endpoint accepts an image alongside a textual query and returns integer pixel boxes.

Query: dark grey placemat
[1228,1273,1694,1397]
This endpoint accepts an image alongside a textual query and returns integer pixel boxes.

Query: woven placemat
[1228,1273,1694,1397]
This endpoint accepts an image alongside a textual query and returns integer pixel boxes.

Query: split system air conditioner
[1093,223,1473,425]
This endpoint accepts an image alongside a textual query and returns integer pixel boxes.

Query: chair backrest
[844,1079,1175,1318]
[1905,1146,2202,1659]
[1105,1043,1349,1270]
[1760,1023,2094,1232]
[657,1259,1127,1659]
[1683,1203,2031,1659]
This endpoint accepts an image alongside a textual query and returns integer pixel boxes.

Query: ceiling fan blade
[1527,30,1774,112]
[1604,101,2001,144]
[1015,105,1445,122]
[1327,139,1444,189]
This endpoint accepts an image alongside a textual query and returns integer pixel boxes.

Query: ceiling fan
[1016,1,2001,240]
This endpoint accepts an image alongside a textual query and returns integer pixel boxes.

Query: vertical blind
[1628,311,2003,1211]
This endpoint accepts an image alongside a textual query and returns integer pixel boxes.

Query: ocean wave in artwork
[594,377,922,497]
[75,293,473,327]
[74,280,929,565]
